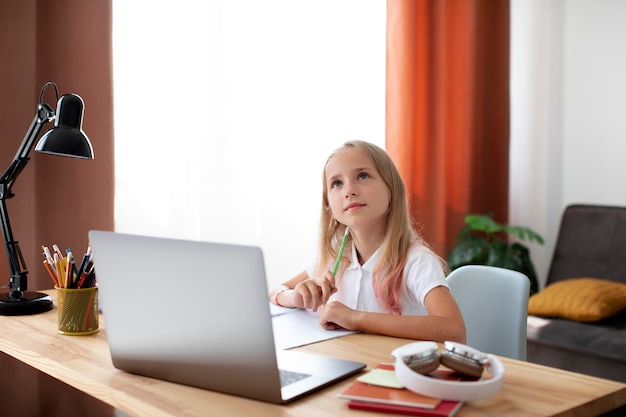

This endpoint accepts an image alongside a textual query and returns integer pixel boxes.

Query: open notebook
[88,230,365,403]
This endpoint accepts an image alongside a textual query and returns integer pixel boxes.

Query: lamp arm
[0,103,55,194]
[0,103,55,297]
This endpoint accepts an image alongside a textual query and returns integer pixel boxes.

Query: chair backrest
[446,265,530,361]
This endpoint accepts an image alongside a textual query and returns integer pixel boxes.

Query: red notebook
[338,363,463,416]
[348,399,463,417]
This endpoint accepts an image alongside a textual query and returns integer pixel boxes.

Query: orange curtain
[386,0,510,259]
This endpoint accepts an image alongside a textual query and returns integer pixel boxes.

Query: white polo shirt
[309,242,448,315]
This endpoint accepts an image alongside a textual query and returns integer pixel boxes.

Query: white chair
[446,265,530,360]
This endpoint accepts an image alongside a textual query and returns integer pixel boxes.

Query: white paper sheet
[271,305,357,350]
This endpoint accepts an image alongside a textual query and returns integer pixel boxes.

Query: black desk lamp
[0,82,94,316]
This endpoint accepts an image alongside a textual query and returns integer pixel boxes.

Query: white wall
[510,0,626,287]
[562,0,626,206]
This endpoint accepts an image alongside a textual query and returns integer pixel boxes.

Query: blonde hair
[315,140,425,314]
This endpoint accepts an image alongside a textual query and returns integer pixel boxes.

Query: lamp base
[0,291,53,316]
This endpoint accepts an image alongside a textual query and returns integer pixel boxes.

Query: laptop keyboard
[279,369,311,387]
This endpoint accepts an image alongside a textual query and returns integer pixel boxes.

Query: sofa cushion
[527,310,626,382]
[528,277,626,322]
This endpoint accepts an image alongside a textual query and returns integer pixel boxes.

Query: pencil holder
[55,286,99,335]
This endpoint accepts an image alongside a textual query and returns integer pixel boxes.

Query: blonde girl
[269,141,465,342]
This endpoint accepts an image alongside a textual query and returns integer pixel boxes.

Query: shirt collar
[348,242,381,272]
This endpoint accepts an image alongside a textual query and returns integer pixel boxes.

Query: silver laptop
[88,230,365,404]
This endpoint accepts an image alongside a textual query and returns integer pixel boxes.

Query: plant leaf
[465,214,502,234]
[486,240,507,267]
[447,238,490,270]
[507,243,539,295]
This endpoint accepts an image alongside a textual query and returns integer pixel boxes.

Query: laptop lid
[88,230,365,403]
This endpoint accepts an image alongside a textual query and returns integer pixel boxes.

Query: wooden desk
[0,290,624,417]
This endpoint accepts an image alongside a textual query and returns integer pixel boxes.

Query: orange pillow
[528,277,626,322]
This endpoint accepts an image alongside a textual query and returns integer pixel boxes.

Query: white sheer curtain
[112,1,385,288]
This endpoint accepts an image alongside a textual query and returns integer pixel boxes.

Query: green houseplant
[447,214,544,295]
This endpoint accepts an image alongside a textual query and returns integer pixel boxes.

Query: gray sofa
[526,204,626,383]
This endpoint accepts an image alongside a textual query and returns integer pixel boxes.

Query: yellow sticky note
[356,368,404,389]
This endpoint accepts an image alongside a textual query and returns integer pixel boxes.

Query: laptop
[88,230,366,404]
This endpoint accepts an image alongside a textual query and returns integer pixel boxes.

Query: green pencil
[332,227,350,276]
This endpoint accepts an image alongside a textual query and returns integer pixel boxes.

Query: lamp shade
[35,93,94,159]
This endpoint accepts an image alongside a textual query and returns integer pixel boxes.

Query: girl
[269,141,466,343]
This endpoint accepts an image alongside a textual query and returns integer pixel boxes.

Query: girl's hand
[292,271,336,312]
[318,301,360,330]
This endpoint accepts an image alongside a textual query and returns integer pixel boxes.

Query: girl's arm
[268,270,308,307]
[318,286,467,343]
[269,270,336,312]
